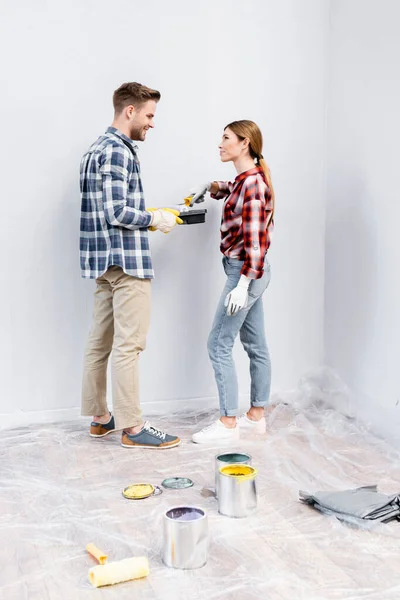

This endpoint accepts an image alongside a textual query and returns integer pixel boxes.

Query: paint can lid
[162,477,194,489]
[122,483,155,499]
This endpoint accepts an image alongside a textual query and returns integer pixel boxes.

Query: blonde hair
[224,120,275,224]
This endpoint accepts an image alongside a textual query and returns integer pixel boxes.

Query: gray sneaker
[90,413,116,438]
[121,421,181,449]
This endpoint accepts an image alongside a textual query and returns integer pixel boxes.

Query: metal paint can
[214,452,252,498]
[218,465,258,518]
[162,506,208,569]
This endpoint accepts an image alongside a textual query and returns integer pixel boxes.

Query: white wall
[0,0,328,419]
[325,0,400,428]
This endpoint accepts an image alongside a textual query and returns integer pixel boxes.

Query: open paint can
[162,506,208,569]
[218,465,258,518]
[215,452,252,498]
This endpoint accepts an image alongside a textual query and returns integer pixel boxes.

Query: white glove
[224,275,252,316]
[188,182,212,206]
[149,209,179,234]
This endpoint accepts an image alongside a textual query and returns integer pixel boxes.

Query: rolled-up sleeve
[211,180,234,200]
[241,180,272,279]
[99,145,152,229]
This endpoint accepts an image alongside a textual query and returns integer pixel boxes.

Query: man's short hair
[113,82,161,114]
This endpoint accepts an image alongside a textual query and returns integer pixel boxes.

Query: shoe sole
[192,435,240,444]
[121,439,181,449]
[238,417,266,435]
[89,429,117,438]
[239,426,266,435]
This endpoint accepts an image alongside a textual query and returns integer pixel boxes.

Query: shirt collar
[106,126,139,151]
[235,166,263,184]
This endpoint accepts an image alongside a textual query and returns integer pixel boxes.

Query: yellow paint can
[218,464,258,517]
[219,465,258,480]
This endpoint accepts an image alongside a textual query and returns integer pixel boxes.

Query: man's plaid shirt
[212,166,273,279]
[80,127,154,279]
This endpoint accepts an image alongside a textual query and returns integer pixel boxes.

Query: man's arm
[99,144,153,230]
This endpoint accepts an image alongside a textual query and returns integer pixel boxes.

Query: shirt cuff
[211,181,230,200]
[240,264,263,279]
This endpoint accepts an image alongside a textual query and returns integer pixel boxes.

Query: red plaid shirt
[212,166,273,279]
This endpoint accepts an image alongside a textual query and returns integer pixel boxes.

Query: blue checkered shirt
[80,127,154,279]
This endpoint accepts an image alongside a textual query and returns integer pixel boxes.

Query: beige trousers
[81,266,151,430]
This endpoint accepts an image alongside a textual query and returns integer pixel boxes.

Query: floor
[2,403,400,600]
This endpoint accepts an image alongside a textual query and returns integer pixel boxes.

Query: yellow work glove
[147,208,183,233]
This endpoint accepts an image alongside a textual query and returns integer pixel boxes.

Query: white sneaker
[192,419,240,444]
[237,413,266,434]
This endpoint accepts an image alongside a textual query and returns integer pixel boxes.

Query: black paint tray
[179,209,207,225]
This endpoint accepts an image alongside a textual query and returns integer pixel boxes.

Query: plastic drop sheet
[2,369,400,600]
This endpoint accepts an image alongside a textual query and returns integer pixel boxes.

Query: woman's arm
[209,181,219,195]
[210,180,234,200]
[241,180,271,279]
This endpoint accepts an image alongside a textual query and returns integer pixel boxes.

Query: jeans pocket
[223,256,243,276]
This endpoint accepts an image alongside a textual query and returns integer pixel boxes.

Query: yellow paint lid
[122,483,155,499]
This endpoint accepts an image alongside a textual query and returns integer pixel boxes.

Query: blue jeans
[208,257,271,417]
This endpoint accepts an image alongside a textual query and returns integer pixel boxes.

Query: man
[80,82,181,449]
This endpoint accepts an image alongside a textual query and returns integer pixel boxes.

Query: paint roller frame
[178,208,207,225]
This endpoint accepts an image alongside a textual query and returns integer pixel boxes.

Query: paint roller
[86,543,149,588]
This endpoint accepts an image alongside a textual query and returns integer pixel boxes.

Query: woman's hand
[187,182,212,206]
[224,275,252,316]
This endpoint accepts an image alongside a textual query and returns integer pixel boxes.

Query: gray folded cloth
[299,485,400,523]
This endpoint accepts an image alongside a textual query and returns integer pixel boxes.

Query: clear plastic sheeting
[2,375,400,599]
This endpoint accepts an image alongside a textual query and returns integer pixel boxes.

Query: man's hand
[187,182,212,206]
[224,275,252,316]
[147,208,183,234]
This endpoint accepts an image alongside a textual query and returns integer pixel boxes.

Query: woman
[189,120,275,444]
